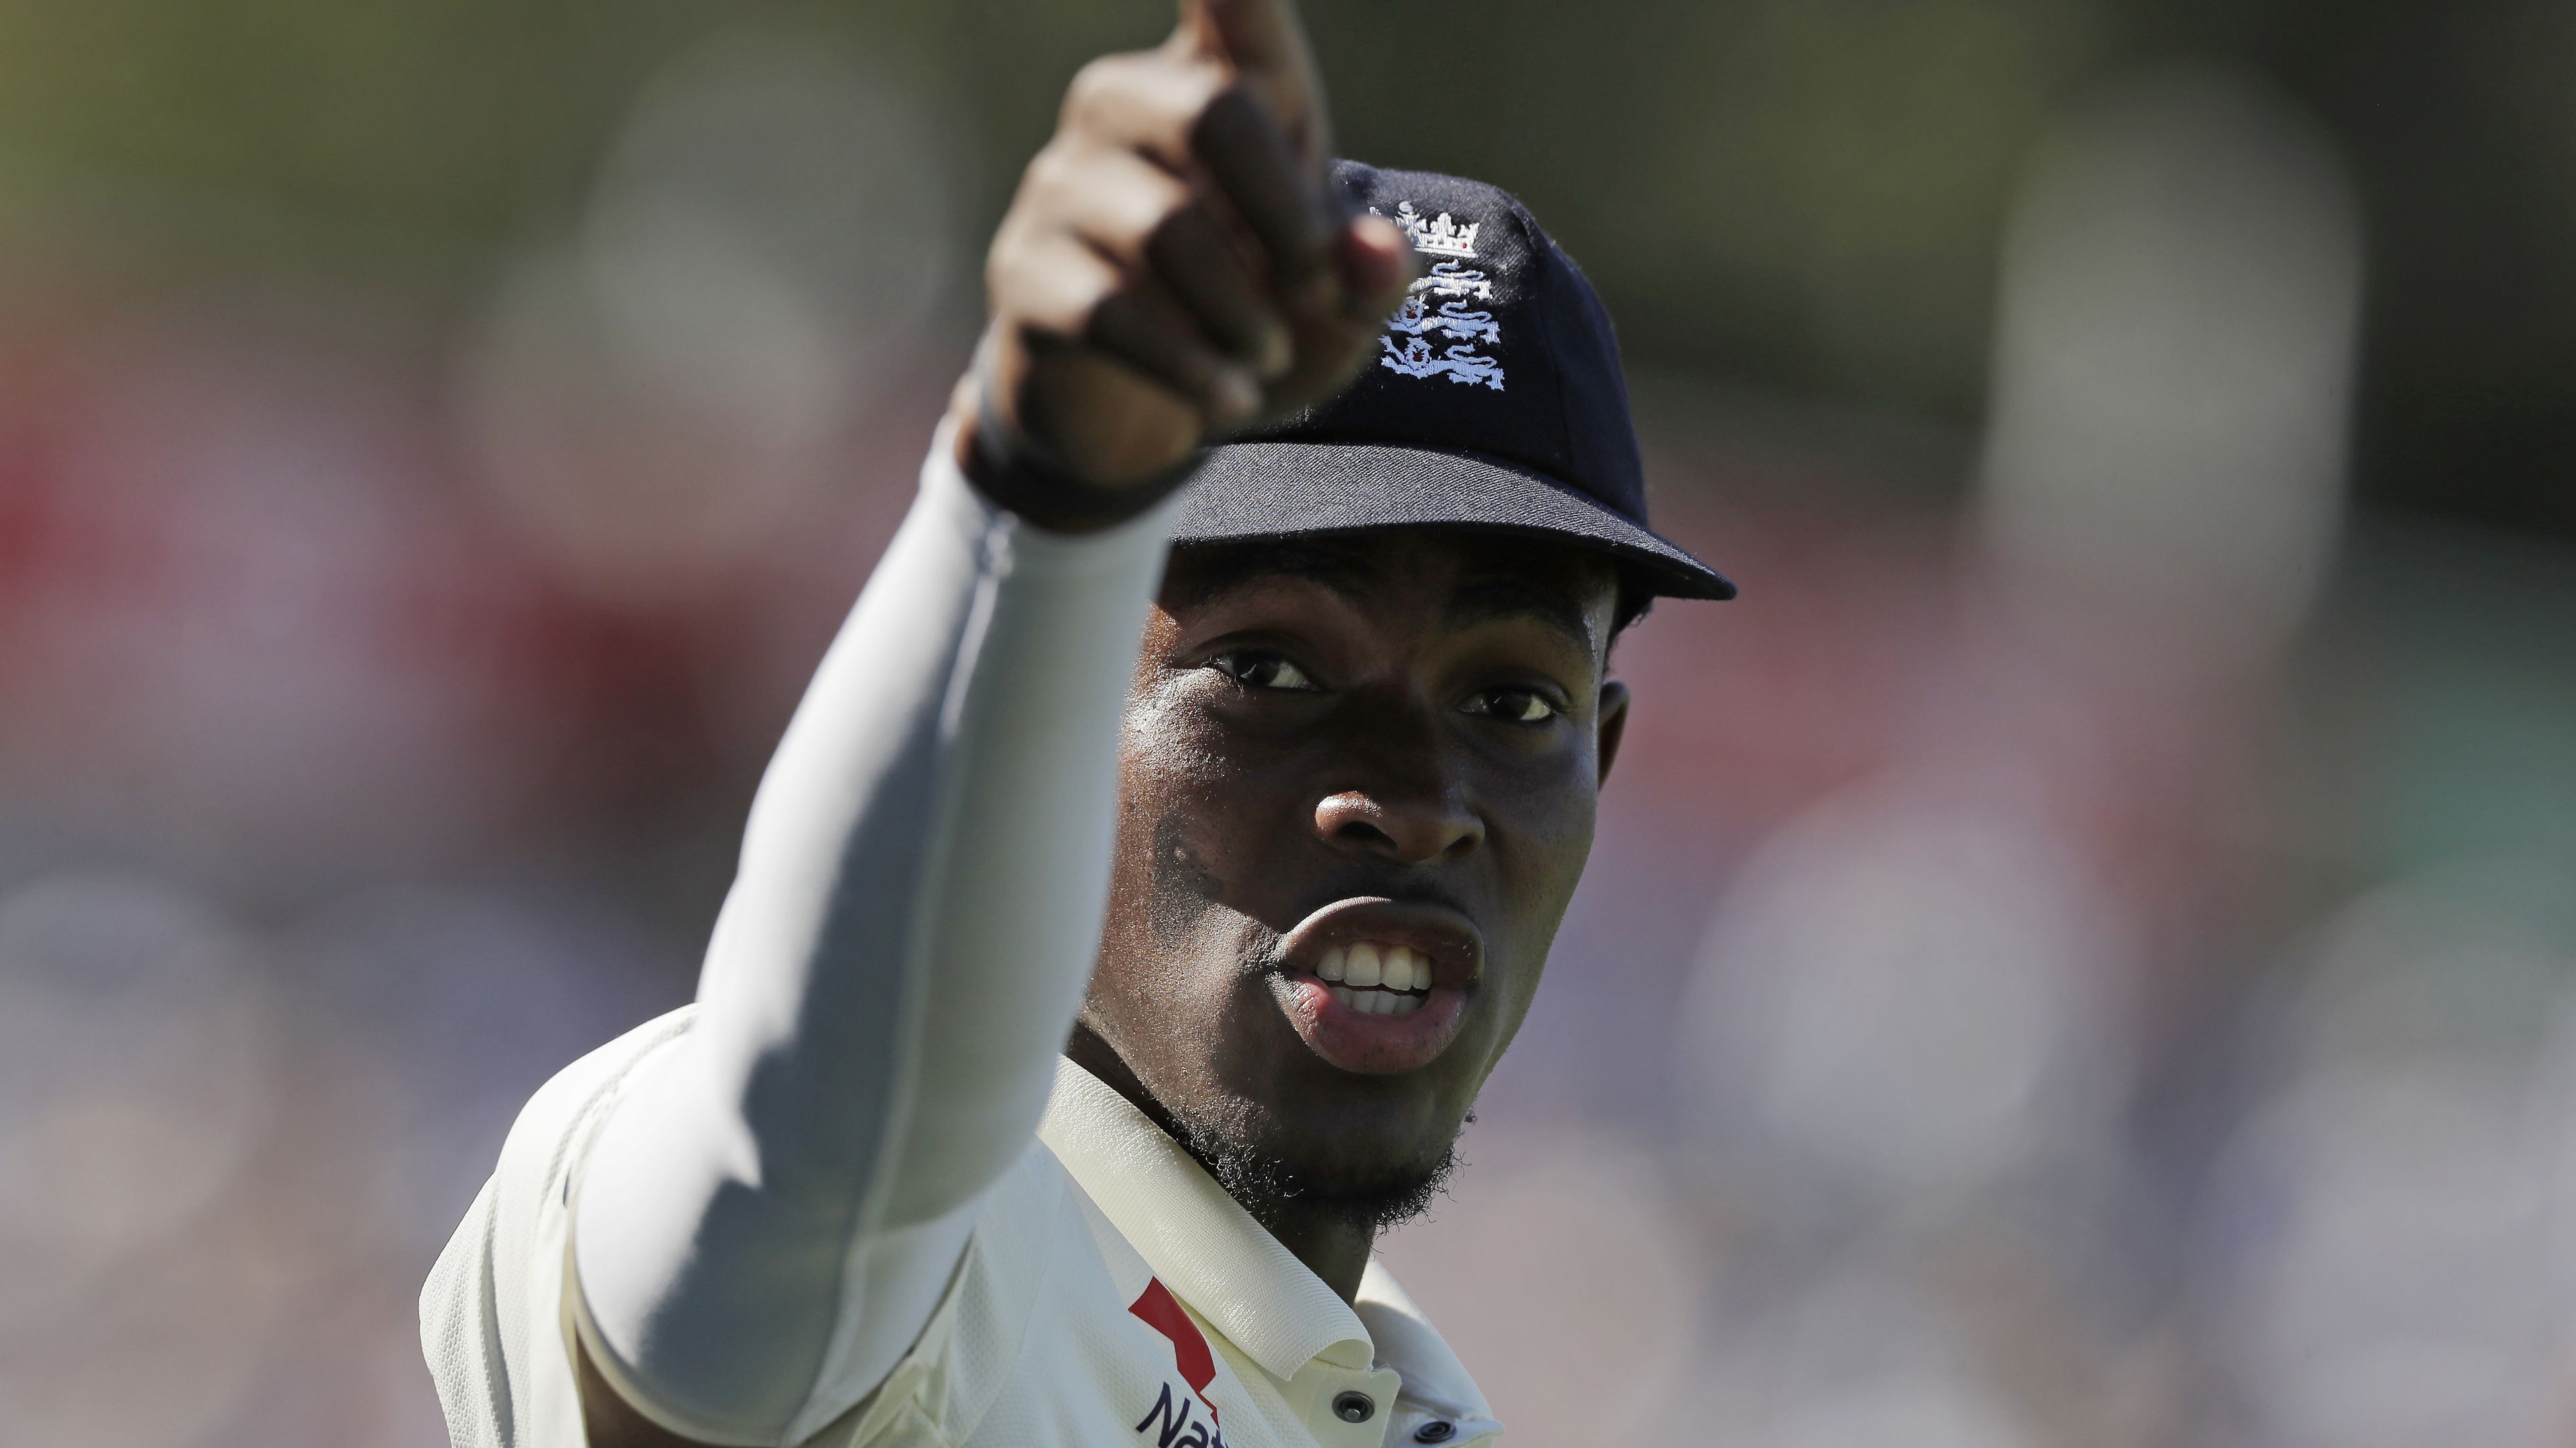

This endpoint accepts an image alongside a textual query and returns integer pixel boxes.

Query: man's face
[1076,526,1630,1225]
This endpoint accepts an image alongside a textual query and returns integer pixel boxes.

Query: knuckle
[1088,167,1189,264]
[985,245,1038,321]
[1021,142,1085,205]
[984,215,1037,292]
[1132,174,1193,237]
[1061,55,1135,127]
[998,243,1112,339]
[1071,260,1127,323]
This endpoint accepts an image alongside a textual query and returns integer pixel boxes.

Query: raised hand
[955,0,1416,521]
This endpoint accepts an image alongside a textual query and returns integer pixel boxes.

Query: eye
[1464,686,1560,724]
[1208,649,1320,692]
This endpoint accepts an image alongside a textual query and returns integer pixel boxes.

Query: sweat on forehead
[1161,528,1622,651]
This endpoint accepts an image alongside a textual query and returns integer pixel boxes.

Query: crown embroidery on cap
[1370,201,1506,391]
[1389,200,1481,258]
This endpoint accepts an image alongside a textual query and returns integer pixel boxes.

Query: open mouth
[1270,897,1483,1074]
[1311,942,1433,1016]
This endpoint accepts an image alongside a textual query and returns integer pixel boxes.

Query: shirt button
[1413,1422,1456,1443]
[1332,1391,1376,1424]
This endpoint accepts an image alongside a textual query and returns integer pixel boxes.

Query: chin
[1255,1089,1464,1186]
[1197,1107,1466,1238]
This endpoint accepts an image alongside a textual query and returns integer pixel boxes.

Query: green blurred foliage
[0,0,2569,535]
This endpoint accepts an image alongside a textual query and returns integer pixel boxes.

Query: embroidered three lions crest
[1371,201,1505,391]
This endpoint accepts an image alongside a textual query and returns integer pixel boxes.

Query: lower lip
[1273,974,1472,1075]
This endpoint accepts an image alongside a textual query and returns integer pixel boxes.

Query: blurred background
[1,1,2572,1443]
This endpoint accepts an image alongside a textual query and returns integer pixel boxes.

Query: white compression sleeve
[572,428,1175,1445]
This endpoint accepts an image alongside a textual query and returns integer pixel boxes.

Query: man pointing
[421,2,1731,1445]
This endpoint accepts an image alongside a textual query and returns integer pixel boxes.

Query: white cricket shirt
[423,1008,1504,1448]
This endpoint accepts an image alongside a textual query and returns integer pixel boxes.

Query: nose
[1313,787,1485,865]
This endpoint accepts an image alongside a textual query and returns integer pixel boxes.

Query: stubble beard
[1165,1099,1466,1241]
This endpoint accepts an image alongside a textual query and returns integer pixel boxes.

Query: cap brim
[1171,441,1735,601]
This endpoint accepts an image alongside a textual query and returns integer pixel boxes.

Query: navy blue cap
[1170,160,1734,602]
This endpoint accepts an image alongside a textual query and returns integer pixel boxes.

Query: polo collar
[1038,1058,1373,1382]
[1351,1265,1493,1429]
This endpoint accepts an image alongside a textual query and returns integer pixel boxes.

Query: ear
[1595,679,1631,787]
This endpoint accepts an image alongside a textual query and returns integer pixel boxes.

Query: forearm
[571,425,1173,1445]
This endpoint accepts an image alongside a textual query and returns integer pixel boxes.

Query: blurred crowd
[3,5,2574,1447]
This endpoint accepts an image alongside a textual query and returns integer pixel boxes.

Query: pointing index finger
[1193,87,1339,304]
[1179,0,1315,80]
[1173,0,1341,307]
[1175,0,1330,164]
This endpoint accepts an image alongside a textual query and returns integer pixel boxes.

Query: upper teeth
[1316,942,1426,993]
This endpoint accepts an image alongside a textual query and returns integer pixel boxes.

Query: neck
[1240,1194,1377,1306]
[1064,1029,1378,1303]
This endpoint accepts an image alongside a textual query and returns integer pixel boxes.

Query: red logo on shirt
[1128,1278,1219,1423]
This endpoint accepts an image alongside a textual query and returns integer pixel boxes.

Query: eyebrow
[1444,574,1601,658]
[1171,542,1606,657]
[1166,541,1375,612]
